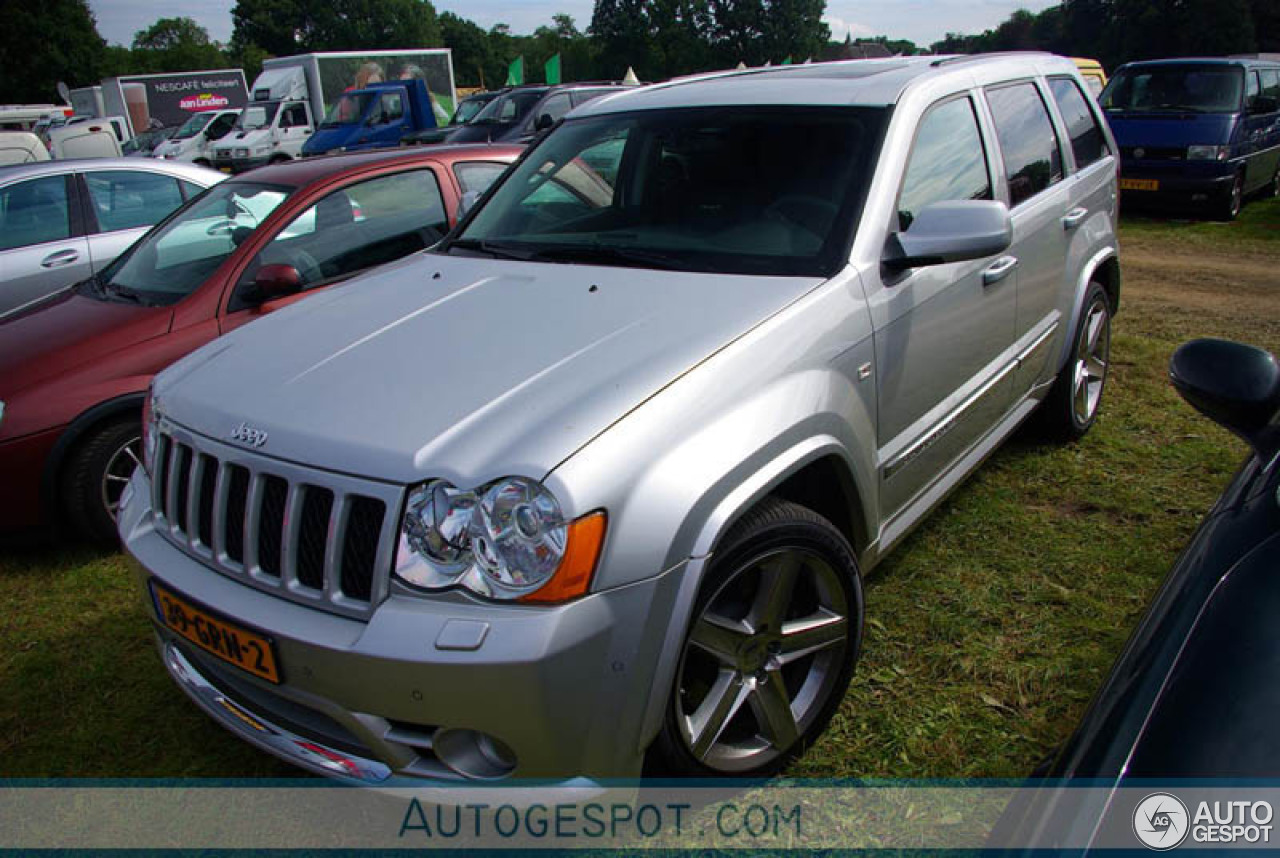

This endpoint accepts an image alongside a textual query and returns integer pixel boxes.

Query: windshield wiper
[523,244,688,271]
[445,238,537,261]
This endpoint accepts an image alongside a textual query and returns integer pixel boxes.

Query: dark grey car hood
[157,252,820,484]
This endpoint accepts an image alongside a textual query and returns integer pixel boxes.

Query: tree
[230,0,442,57]
[590,0,654,77]
[0,0,106,102]
[132,17,226,72]
[440,11,497,87]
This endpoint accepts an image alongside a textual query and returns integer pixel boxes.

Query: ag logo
[229,421,268,448]
[1134,793,1189,850]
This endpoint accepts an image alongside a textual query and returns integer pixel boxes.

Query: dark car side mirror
[1249,95,1278,115]
[245,264,303,305]
[535,113,555,131]
[1170,338,1280,459]
[883,200,1013,272]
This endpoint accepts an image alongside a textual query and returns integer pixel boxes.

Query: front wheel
[649,498,863,776]
[1216,173,1244,221]
[61,416,143,542]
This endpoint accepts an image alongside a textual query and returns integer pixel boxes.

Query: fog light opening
[433,728,517,779]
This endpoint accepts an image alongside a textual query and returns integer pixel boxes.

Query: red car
[0,144,520,541]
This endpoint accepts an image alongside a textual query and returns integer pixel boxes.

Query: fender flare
[636,434,869,751]
[1055,245,1120,371]
[40,392,146,525]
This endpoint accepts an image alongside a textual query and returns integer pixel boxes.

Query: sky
[89,0,1062,52]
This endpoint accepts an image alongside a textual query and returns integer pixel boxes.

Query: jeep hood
[158,253,819,484]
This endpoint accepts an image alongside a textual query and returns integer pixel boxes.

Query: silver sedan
[0,158,224,320]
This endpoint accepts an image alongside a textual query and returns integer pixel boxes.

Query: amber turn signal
[520,511,607,603]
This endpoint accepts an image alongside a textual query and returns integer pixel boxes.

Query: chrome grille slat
[151,425,399,621]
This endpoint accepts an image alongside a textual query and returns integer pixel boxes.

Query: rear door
[0,173,92,317]
[81,169,192,274]
[982,80,1074,395]
[1244,69,1280,192]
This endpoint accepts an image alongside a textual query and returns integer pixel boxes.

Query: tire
[61,416,143,542]
[1216,173,1244,221]
[269,154,291,164]
[193,158,210,167]
[648,497,864,776]
[1035,281,1111,442]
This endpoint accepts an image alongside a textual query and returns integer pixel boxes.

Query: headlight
[1187,145,1228,161]
[141,385,158,476]
[395,477,606,603]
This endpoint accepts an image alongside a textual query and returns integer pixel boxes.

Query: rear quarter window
[1048,77,1108,169]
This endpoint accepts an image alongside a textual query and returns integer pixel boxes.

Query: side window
[208,114,236,138]
[0,175,72,251]
[378,93,404,124]
[1262,70,1280,99]
[536,93,573,128]
[571,88,617,107]
[85,170,185,233]
[179,179,206,200]
[237,168,447,301]
[455,161,510,195]
[1246,72,1261,106]
[986,82,1064,207]
[897,97,992,231]
[1049,77,1108,169]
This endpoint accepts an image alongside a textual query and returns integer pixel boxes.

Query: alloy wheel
[100,435,143,521]
[674,547,851,772]
[1071,297,1110,426]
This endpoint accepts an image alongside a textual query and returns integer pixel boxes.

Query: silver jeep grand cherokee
[121,54,1120,784]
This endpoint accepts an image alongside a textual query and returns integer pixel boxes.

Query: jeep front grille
[151,425,400,620]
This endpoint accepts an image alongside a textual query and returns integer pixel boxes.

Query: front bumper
[119,470,683,784]
[1117,160,1238,212]
[212,153,272,174]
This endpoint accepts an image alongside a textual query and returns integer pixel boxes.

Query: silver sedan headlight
[394,477,605,603]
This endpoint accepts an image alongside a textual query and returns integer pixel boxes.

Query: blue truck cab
[303,79,438,157]
[1101,57,1280,219]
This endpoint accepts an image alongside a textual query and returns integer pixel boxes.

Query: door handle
[1062,207,1089,229]
[982,255,1018,286]
[41,249,80,268]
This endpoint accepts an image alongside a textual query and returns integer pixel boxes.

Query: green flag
[782,56,793,65]
[506,56,524,86]
[545,53,562,85]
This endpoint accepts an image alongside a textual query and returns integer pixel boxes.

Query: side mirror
[883,200,1012,272]
[1170,338,1280,459]
[535,113,555,131]
[1249,95,1278,115]
[246,263,302,304]
[457,190,482,219]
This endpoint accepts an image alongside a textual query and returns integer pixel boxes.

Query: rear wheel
[62,416,142,542]
[1035,281,1111,442]
[649,498,863,776]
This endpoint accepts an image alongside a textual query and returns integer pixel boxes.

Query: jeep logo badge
[230,422,268,448]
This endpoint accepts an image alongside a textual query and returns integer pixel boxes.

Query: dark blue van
[1101,57,1280,219]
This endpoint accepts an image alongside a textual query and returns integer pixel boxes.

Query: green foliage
[131,17,226,73]
[230,0,441,57]
[0,0,106,101]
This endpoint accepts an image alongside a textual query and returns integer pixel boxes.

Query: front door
[0,174,92,318]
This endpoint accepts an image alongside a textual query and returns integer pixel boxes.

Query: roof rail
[930,51,1053,68]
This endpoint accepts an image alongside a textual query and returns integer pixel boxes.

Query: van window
[1262,70,1280,99]
[280,103,309,129]
[1246,71,1261,105]
[1049,77,1108,169]
[897,97,991,231]
[85,170,185,232]
[1102,65,1244,114]
[377,93,403,124]
[0,175,71,251]
[986,82,1064,207]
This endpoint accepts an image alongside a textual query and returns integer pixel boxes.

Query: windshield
[452,97,490,125]
[471,91,545,125]
[234,102,279,131]
[449,106,885,277]
[321,92,375,127]
[98,182,291,305]
[1102,65,1245,113]
[173,112,214,139]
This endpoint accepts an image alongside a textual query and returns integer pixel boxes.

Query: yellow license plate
[1120,178,1159,191]
[218,166,233,174]
[152,582,280,683]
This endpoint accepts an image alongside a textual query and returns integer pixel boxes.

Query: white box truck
[209,50,455,173]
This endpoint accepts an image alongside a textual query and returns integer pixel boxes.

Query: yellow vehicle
[1073,58,1108,96]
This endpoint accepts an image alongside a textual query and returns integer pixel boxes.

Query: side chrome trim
[883,320,1060,482]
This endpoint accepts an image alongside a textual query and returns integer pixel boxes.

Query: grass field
[1,198,1277,779]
